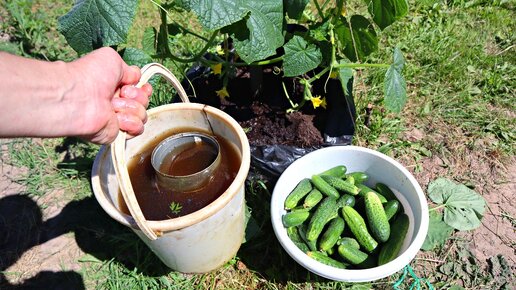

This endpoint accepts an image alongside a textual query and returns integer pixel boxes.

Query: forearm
[0,52,82,138]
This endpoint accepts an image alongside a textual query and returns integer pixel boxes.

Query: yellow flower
[211,63,222,75]
[216,87,230,101]
[310,95,327,109]
[216,45,225,55]
[330,70,339,79]
[341,7,347,17]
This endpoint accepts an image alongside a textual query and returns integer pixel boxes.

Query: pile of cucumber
[282,165,409,269]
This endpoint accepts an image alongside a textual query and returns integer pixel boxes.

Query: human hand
[69,47,152,144]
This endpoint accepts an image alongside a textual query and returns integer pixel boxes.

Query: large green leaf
[282,35,322,77]
[365,0,409,30]
[384,65,406,112]
[284,0,309,19]
[230,0,284,64]
[334,15,378,62]
[58,0,138,54]
[338,64,354,95]
[421,211,454,251]
[178,0,247,31]
[122,48,152,68]
[428,178,486,231]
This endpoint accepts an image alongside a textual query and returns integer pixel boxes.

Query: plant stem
[163,30,219,63]
[335,63,391,69]
[429,204,446,212]
[312,0,324,20]
[234,56,284,67]
[306,66,331,84]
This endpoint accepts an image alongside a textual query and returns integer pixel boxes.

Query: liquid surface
[119,128,241,221]
[160,141,218,176]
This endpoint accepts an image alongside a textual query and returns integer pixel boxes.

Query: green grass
[1,0,514,289]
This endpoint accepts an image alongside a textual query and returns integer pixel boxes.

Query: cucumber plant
[57,0,409,112]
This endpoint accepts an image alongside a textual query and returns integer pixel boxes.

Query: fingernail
[122,86,138,98]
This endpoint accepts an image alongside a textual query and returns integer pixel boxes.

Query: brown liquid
[119,127,241,221]
[160,141,218,176]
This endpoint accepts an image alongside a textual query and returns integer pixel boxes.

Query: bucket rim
[91,103,251,232]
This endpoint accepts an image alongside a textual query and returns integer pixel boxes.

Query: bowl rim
[270,145,429,282]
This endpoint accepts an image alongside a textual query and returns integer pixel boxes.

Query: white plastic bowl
[270,146,429,282]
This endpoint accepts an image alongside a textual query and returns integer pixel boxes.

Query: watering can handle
[111,63,190,241]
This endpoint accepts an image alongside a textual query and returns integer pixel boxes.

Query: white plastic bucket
[91,65,251,273]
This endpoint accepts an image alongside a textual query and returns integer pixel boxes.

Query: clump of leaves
[169,201,183,215]
[422,178,487,251]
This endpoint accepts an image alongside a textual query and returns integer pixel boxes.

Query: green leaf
[142,27,157,55]
[230,0,284,64]
[384,65,407,112]
[122,48,153,67]
[421,211,454,251]
[337,63,354,95]
[282,35,322,77]
[58,0,138,54]
[393,46,405,71]
[309,19,330,42]
[427,178,486,231]
[365,0,409,30]
[178,0,248,31]
[334,15,378,62]
[284,0,309,19]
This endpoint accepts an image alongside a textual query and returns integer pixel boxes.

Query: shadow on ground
[0,194,171,289]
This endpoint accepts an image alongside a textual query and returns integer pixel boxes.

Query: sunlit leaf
[421,211,454,251]
[384,65,406,112]
[177,0,247,30]
[58,0,138,54]
[283,35,322,77]
[365,0,409,30]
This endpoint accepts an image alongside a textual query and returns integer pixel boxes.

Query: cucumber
[319,217,345,252]
[284,178,312,209]
[337,244,368,265]
[303,188,323,209]
[287,226,310,253]
[282,210,310,227]
[318,165,347,178]
[341,206,378,253]
[375,183,398,201]
[311,175,340,198]
[320,175,359,195]
[307,251,348,269]
[383,200,400,221]
[337,237,360,250]
[357,254,377,269]
[357,184,388,203]
[298,225,317,251]
[364,192,391,243]
[306,197,339,241]
[378,214,410,266]
[337,194,356,208]
[346,172,369,184]
[346,176,355,185]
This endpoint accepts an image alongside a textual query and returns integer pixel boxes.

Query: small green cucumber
[326,246,335,256]
[282,210,310,227]
[320,175,359,195]
[337,194,356,208]
[383,200,400,221]
[311,175,340,198]
[307,251,348,269]
[337,244,369,265]
[375,183,398,201]
[341,206,378,253]
[303,188,323,209]
[298,225,317,251]
[306,197,339,241]
[318,165,347,178]
[337,237,360,250]
[284,178,313,209]
[319,217,345,252]
[378,214,410,266]
[346,172,369,184]
[364,191,391,243]
[346,176,355,185]
[357,184,388,203]
[287,226,310,253]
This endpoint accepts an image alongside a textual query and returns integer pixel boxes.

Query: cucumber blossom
[284,178,312,209]
[364,192,390,243]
